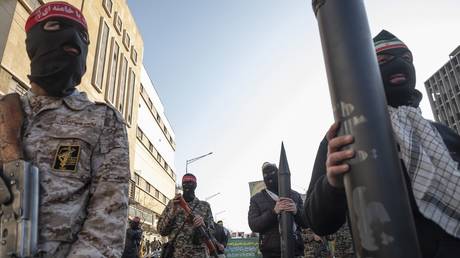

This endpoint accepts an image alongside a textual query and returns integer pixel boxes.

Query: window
[103,0,113,16]
[157,153,162,162]
[149,142,154,152]
[125,68,136,125]
[123,29,131,50]
[114,11,122,35]
[131,46,138,64]
[10,78,28,95]
[105,38,120,105]
[165,163,169,171]
[146,183,151,193]
[134,174,140,185]
[148,98,153,109]
[92,18,110,91]
[116,55,128,113]
[155,189,159,199]
[136,127,143,139]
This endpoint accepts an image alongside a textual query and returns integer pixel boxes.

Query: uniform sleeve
[67,107,130,258]
[304,137,348,236]
[293,192,308,228]
[205,202,216,242]
[157,200,176,236]
[248,195,278,233]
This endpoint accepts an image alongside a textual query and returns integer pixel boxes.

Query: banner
[226,237,261,258]
[248,180,265,198]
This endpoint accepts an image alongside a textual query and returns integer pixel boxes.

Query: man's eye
[377,54,394,65]
[43,21,61,31]
[402,52,413,62]
[80,31,90,44]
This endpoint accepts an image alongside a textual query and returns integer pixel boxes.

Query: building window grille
[92,18,110,91]
[105,38,120,105]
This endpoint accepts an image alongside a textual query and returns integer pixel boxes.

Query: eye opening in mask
[377,50,413,66]
[263,169,277,178]
[42,19,90,45]
[43,20,61,31]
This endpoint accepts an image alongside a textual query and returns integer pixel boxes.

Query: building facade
[425,45,460,134]
[0,0,176,240]
[130,65,176,241]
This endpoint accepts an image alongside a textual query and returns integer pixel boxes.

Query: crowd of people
[1,1,459,258]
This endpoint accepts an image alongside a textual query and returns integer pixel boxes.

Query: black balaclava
[182,173,197,202]
[262,162,279,194]
[25,2,89,97]
[130,217,140,229]
[373,30,422,108]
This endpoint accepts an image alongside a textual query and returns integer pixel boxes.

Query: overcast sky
[127,0,460,232]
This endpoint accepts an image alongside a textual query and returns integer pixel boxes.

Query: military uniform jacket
[20,91,130,258]
[157,197,215,258]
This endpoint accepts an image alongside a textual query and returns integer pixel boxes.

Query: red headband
[25,1,87,33]
[182,175,197,184]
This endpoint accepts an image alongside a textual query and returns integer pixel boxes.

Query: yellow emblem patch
[52,145,81,172]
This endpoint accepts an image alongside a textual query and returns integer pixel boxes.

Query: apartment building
[425,46,460,134]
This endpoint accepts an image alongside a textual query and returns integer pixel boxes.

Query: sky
[126,0,460,232]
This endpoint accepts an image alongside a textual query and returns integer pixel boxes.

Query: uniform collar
[23,90,92,117]
[62,91,93,111]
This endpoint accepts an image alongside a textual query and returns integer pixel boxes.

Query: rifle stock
[0,94,40,258]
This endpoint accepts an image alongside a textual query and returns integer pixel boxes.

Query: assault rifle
[177,196,219,258]
[0,93,39,258]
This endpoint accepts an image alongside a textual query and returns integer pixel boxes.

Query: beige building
[0,0,176,239]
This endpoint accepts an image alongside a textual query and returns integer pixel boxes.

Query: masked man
[248,162,308,258]
[304,30,460,258]
[6,2,130,257]
[157,173,215,258]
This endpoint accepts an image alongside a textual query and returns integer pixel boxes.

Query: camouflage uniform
[304,223,355,258]
[20,91,130,258]
[157,197,215,258]
[304,228,331,258]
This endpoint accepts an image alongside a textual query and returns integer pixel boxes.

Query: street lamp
[185,152,213,173]
[205,192,221,201]
[214,210,226,217]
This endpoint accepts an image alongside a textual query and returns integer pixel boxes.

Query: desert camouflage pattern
[157,197,215,258]
[304,228,331,258]
[20,91,130,258]
[304,223,355,258]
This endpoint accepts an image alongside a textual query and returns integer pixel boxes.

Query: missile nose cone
[278,142,291,175]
